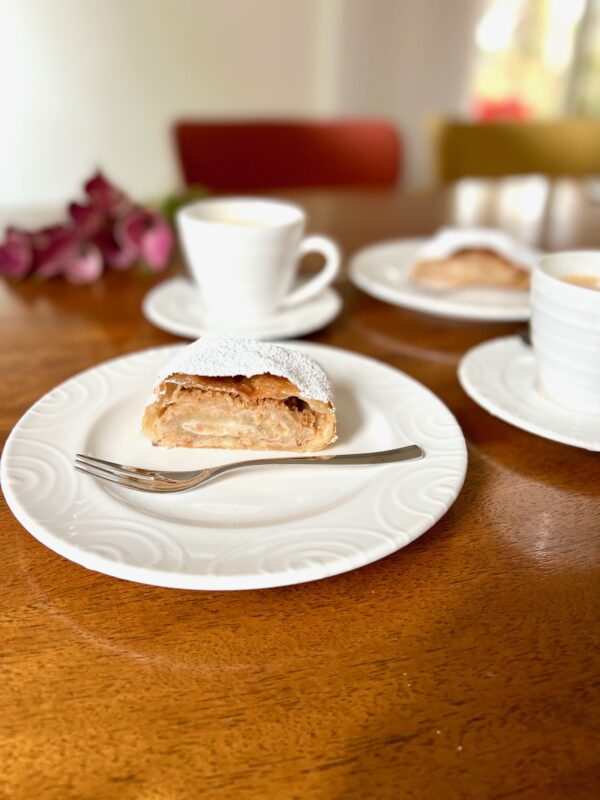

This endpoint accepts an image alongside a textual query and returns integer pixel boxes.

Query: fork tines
[74,454,162,492]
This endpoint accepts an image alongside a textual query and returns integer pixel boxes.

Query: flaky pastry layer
[142,373,336,452]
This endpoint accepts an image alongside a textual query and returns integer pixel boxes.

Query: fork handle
[213,444,424,476]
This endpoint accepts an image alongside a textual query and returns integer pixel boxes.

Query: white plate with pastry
[459,336,600,451]
[349,229,540,322]
[143,276,342,340]
[1,337,467,590]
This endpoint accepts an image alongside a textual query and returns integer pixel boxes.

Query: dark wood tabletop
[1,185,599,799]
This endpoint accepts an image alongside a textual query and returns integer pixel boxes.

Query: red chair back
[174,119,401,191]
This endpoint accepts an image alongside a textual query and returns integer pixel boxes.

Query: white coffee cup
[176,197,340,324]
[531,251,600,414]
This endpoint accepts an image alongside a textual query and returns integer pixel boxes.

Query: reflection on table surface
[1,184,599,800]
[270,179,600,258]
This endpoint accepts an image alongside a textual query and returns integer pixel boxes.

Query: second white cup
[531,251,600,414]
[177,197,340,324]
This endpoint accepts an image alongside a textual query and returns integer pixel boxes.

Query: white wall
[328,0,482,185]
[0,0,479,206]
[0,0,324,205]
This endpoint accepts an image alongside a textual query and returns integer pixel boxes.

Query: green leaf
[161,184,210,226]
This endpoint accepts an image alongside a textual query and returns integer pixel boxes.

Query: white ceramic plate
[349,239,531,321]
[143,277,342,340]
[459,336,600,451]
[1,343,467,590]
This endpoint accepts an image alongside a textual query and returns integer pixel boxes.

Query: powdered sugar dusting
[155,335,333,403]
[418,227,540,271]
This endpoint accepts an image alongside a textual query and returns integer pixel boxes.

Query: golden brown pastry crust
[412,249,530,290]
[142,373,336,452]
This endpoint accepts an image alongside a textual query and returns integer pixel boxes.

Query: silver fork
[74,445,425,494]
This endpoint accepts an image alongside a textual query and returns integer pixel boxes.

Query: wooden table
[1,187,599,799]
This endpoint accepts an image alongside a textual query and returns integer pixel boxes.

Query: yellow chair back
[432,118,600,183]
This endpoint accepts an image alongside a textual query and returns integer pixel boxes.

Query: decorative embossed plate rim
[142,277,343,340]
[458,335,600,451]
[349,239,531,322]
[2,343,467,589]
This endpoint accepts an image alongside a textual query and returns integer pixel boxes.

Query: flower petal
[33,226,77,279]
[117,209,173,270]
[84,171,131,215]
[69,202,105,237]
[140,219,173,270]
[94,227,137,270]
[63,243,104,284]
[117,209,147,250]
[0,227,34,279]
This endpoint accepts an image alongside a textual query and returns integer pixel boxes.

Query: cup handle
[281,235,341,308]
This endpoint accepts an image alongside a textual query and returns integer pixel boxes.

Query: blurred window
[471,0,600,119]
[572,0,600,114]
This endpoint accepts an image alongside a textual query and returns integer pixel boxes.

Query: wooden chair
[174,119,401,191]
[432,118,600,183]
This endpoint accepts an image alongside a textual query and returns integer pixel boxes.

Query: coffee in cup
[560,274,600,290]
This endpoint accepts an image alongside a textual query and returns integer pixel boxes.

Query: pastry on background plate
[411,228,537,290]
[142,335,336,451]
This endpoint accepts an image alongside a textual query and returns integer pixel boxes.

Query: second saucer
[458,335,600,451]
[142,277,343,340]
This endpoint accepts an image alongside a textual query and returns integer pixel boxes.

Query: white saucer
[1,342,467,590]
[349,239,531,322]
[459,336,600,451]
[142,277,342,340]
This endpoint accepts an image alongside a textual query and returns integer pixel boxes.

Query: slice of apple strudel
[142,336,336,452]
[411,228,536,290]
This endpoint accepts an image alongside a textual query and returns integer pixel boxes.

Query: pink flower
[33,225,103,283]
[0,227,34,279]
[94,227,138,270]
[0,170,174,285]
[33,226,77,279]
[31,225,67,253]
[63,242,103,284]
[84,171,131,216]
[117,208,173,271]
[69,202,106,238]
